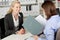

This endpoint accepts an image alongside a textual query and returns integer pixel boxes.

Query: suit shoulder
[19,12,23,17]
[5,13,11,18]
[19,12,23,15]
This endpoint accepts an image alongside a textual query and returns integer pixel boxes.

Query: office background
[0,0,60,39]
[0,0,60,19]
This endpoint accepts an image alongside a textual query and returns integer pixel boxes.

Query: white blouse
[12,14,20,27]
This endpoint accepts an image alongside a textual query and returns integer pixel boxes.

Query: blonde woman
[4,0,25,36]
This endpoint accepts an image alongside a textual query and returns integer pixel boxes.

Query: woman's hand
[16,28,25,35]
[33,35,39,40]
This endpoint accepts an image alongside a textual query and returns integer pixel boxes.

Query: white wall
[19,0,37,4]
[0,7,9,19]
[21,5,39,17]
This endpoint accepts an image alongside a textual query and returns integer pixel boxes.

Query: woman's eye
[19,7,21,8]
[16,7,18,8]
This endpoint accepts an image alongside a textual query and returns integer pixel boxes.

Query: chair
[56,28,60,40]
[0,27,1,38]
[0,18,5,39]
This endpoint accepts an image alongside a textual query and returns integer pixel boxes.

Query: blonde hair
[7,0,20,14]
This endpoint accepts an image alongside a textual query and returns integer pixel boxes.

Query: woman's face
[12,3,21,15]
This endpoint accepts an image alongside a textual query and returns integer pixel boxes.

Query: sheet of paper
[2,32,33,40]
[35,15,47,26]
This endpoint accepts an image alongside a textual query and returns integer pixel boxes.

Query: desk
[2,32,33,40]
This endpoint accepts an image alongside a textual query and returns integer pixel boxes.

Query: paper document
[2,32,33,40]
[35,15,47,26]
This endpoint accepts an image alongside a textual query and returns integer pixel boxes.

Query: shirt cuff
[38,38,42,40]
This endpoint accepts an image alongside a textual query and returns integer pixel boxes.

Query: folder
[23,15,44,35]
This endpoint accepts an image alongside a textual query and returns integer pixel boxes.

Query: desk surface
[2,32,33,40]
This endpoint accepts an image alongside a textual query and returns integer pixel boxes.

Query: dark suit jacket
[4,12,24,36]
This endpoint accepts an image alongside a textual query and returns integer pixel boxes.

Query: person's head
[41,1,57,20]
[7,0,21,15]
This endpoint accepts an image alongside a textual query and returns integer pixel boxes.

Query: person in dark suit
[4,0,25,36]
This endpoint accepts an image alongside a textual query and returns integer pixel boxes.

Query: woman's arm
[44,18,56,40]
[4,15,15,36]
